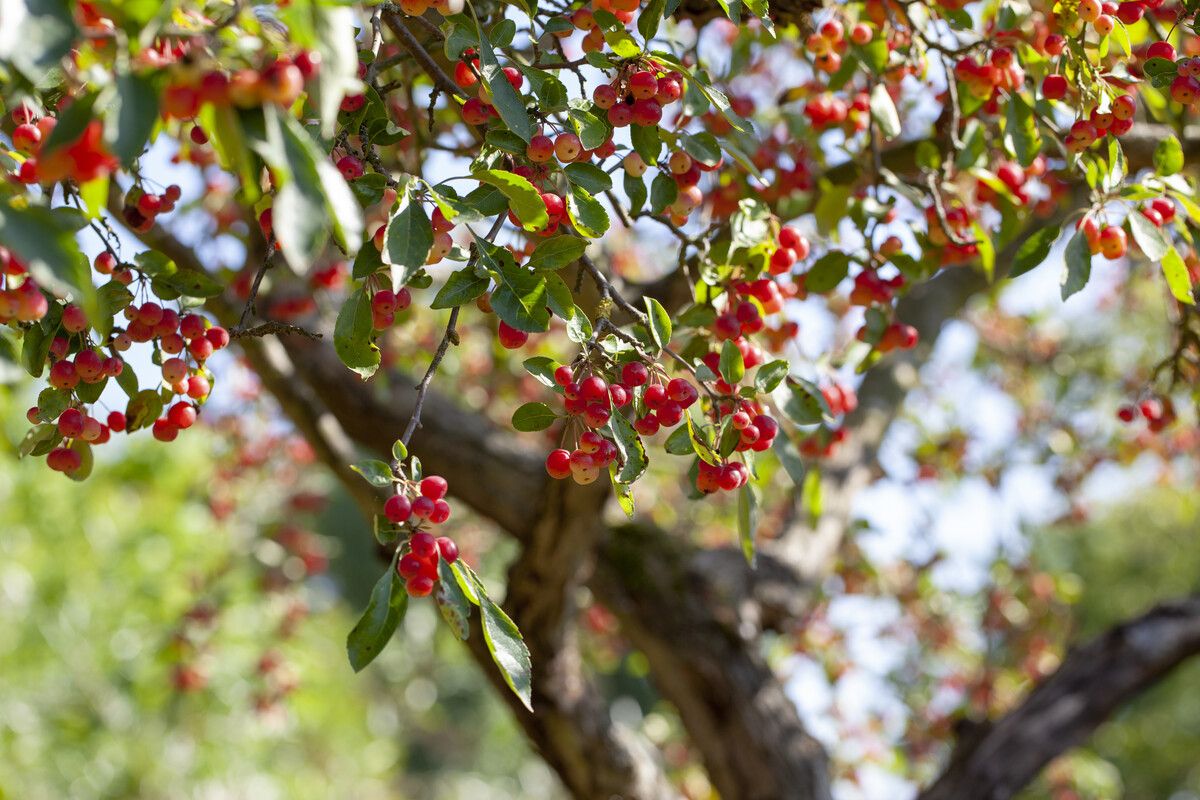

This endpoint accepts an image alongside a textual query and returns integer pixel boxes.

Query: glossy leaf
[474,169,549,232]
[645,297,672,350]
[346,565,408,672]
[511,402,557,432]
[385,190,434,282]
[333,289,381,379]
[473,576,534,712]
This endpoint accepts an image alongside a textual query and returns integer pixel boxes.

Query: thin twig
[234,235,277,332]
[383,11,466,101]
[392,213,506,474]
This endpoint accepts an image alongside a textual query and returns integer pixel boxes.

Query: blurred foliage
[0,390,559,800]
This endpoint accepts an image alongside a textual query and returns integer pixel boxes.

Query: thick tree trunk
[595,527,832,800]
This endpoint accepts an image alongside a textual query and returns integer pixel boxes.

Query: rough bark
[594,527,832,800]
[919,595,1200,800]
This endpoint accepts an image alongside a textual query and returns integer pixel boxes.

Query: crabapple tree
[3,0,1200,797]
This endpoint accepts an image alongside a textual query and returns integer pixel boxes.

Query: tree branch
[919,594,1200,800]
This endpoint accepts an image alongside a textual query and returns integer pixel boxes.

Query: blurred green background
[2,381,1199,800]
[0,391,562,800]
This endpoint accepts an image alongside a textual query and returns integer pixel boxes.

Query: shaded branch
[919,594,1200,800]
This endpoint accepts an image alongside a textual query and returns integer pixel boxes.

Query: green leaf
[199,105,259,199]
[64,440,93,482]
[630,123,661,164]
[568,108,610,150]
[804,251,852,293]
[973,222,995,281]
[114,360,138,397]
[476,24,534,142]
[527,235,586,271]
[350,459,394,487]
[451,561,481,606]
[606,407,648,483]
[431,266,489,309]
[773,435,807,485]
[78,175,108,220]
[511,401,557,432]
[544,273,573,319]
[681,132,722,167]
[644,297,672,350]
[685,411,721,466]
[664,424,694,455]
[737,482,758,565]
[624,173,647,215]
[35,387,69,422]
[474,169,549,231]
[801,467,822,523]
[152,269,224,300]
[610,466,636,517]
[485,129,528,154]
[125,389,163,432]
[435,558,472,640]
[781,377,830,425]
[333,289,381,379]
[813,180,853,235]
[566,185,609,239]
[351,240,385,280]
[754,359,789,394]
[346,565,408,672]
[591,9,641,57]
[104,71,159,166]
[1060,229,1093,301]
[17,423,58,458]
[719,339,744,385]
[1160,245,1195,304]
[1010,225,1060,278]
[1128,210,1170,261]
[74,375,106,405]
[480,236,550,332]
[564,304,592,344]
[1155,135,1184,176]
[649,172,678,215]
[312,4,360,138]
[563,163,613,195]
[0,0,77,82]
[385,190,434,283]
[521,67,568,112]
[253,106,363,272]
[523,356,560,387]
[1003,94,1041,167]
[0,204,98,329]
[474,578,533,711]
[869,83,900,140]
[638,0,666,41]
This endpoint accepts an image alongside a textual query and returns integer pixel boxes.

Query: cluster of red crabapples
[803,17,875,75]
[9,102,118,187]
[953,48,1026,105]
[368,285,413,331]
[9,247,228,475]
[382,474,461,598]
[453,46,714,226]
[542,361,700,483]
